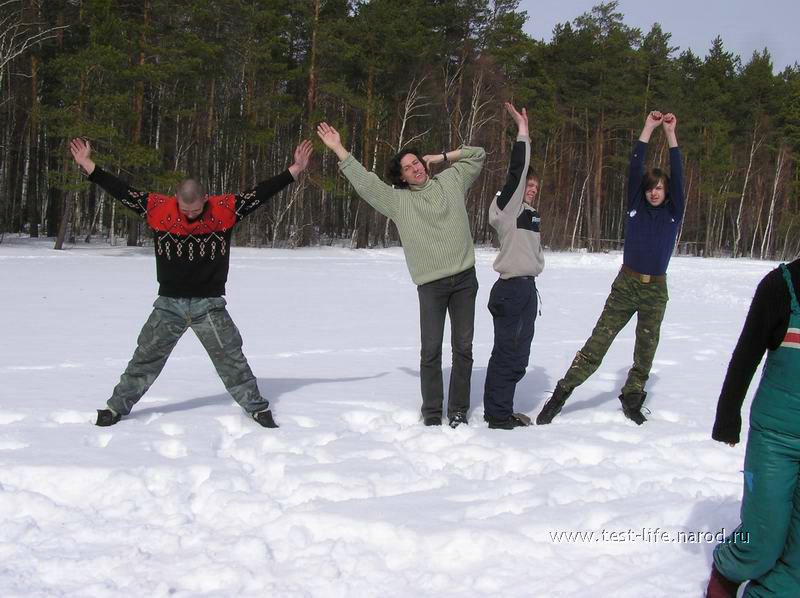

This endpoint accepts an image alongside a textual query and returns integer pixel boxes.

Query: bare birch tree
[760,145,785,259]
[732,124,763,257]
[0,0,67,95]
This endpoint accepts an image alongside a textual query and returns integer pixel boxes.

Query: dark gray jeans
[417,267,478,419]
[107,296,268,416]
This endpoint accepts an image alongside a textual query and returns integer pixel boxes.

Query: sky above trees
[520,0,799,72]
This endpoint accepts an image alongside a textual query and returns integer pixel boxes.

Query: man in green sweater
[316,122,486,427]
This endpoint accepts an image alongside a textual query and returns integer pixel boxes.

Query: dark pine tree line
[1,0,799,259]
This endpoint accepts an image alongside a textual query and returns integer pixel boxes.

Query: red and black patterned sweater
[88,166,295,298]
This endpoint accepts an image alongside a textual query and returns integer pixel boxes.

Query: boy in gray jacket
[483,102,544,429]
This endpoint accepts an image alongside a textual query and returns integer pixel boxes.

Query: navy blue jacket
[623,141,685,276]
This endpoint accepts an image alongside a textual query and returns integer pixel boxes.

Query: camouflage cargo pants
[560,269,668,395]
[107,296,268,416]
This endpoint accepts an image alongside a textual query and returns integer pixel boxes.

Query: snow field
[0,239,773,596]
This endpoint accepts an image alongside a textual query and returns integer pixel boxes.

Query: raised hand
[422,153,443,169]
[69,137,95,175]
[504,101,529,136]
[316,122,348,161]
[639,111,663,143]
[662,113,677,133]
[316,122,342,150]
[645,111,663,129]
[292,139,313,172]
[662,113,678,147]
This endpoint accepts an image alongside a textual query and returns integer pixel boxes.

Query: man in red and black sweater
[69,137,312,428]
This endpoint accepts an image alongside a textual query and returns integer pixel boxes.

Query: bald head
[175,178,207,220]
[176,178,205,204]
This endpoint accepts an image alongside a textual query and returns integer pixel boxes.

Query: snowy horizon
[1,238,774,597]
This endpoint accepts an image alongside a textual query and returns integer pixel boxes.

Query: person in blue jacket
[537,111,684,425]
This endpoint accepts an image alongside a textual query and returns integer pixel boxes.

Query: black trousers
[417,267,479,419]
[483,277,537,420]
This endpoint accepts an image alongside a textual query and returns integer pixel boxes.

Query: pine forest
[2,0,799,259]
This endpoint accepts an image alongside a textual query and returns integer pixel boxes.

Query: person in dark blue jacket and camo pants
[537,111,684,426]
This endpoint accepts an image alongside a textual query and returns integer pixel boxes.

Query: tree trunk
[305,0,320,129]
[27,53,40,237]
[761,146,785,259]
[590,114,604,251]
[732,125,761,257]
[571,151,592,251]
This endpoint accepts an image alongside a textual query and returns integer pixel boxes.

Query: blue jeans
[483,277,537,420]
[107,296,267,416]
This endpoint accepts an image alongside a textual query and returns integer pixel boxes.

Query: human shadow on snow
[558,366,661,417]
[130,372,390,418]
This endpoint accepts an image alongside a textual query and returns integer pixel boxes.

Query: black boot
[448,411,468,428]
[253,409,279,428]
[619,391,647,425]
[95,409,121,427]
[536,383,572,425]
[486,412,532,430]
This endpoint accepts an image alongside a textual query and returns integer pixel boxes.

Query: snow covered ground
[0,237,775,597]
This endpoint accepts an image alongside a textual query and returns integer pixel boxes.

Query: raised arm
[628,111,662,209]
[235,140,312,220]
[662,113,685,218]
[638,110,662,144]
[432,145,487,196]
[662,112,678,149]
[495,102,530,213]
[70,137,147,214]
[316,122,397,218]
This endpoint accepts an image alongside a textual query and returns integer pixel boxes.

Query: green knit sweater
[338,147,486,285]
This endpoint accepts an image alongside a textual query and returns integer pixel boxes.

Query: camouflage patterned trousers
[107,296,268,416]
[559,269,668,395]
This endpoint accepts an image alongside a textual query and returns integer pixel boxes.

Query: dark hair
[526,166,539,182]
[176,178,206,203]
[387,148,428,188]
[641,168,670,198]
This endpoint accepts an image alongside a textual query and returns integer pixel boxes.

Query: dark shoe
[423,416,442,426]
[448,411,468,428]
[536,383,572,425]
[705,564,739,598]
[619,392,647,425]
[487,413,532,430]
[253,409,279,428]
[95,409,121,427]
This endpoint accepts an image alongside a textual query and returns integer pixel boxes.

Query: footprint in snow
[290,416,318,428]
[83,432,113,448]
[159,423,184,436]
[341,410,385,432]
[49,410,90,424]
[154,438,188,459]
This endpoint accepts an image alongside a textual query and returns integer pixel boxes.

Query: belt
[620,264,665,283]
